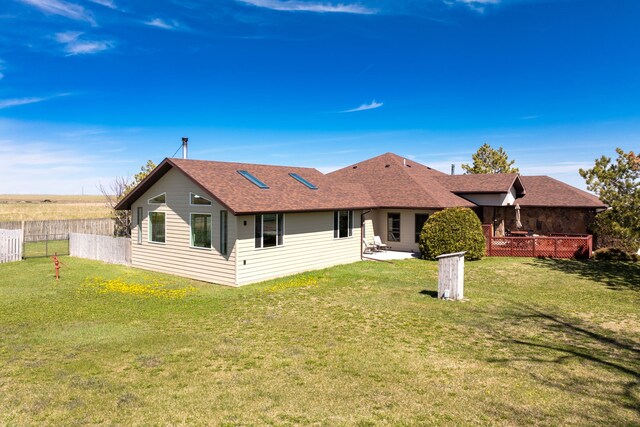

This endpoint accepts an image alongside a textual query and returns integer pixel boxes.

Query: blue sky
[0,0,638,194]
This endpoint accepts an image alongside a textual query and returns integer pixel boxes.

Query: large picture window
[387,213,401,242]
[334,210,353,239]
[191,213,212,248]
[149,212,166,243]
[255,213,284,248]
[415,213,429,243]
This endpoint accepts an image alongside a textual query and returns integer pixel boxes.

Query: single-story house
[116,152,605,286]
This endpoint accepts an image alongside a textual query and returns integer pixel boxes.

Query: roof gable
[116,158,375,214]
[436,173,526,197]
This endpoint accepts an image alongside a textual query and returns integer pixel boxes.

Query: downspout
[360,210,371,261]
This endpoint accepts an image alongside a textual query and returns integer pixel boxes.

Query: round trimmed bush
[419,207,485,261]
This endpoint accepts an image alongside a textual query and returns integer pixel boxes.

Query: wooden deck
[486,235,593,259]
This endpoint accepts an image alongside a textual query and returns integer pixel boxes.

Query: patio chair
[373,236,388,252]
[362,238,377,254]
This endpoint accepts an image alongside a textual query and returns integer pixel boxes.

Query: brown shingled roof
[115,152,605,214]
[436,173,526,197]
[327,152,475,209]
[517,176,606,208]
[115,157,375,214]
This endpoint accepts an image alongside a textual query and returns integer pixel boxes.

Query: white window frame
[148,192,166,205]
[189,212,213,249]
[148,211,166,244]
[189,192,212,206]
[136,206,143,244]
[254,213,285,249]
[333,210,354,239]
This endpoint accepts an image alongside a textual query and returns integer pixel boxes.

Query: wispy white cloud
[89,0,117,9]
[0,93,69,109]
[18,0,95,24]
[144,18,179,30]
[236,0,375,14]
[0,97,47,109]
[55,31,114,55]
[445,0,500,13]
[342,100,383,113]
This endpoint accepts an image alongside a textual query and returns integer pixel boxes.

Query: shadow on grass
[531,258,640,292]
[419,289,438,298]
[487,305,640,419]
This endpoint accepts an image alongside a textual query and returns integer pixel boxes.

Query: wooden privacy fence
[486,235,593,259]
[0,229,23,263]
[0,218,114,237]
[70,233,131,265]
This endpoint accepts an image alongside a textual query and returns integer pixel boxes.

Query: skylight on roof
[289,173,318,190]
[238,170,269,189]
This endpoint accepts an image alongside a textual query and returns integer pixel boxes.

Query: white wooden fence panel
[0,229,23,263]
[70,233,131,265]
[0,218,114,237]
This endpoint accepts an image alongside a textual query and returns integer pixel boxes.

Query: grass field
[0,257,638,426]
[0,195,111,222]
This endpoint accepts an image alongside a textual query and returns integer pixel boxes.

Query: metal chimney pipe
[451,164,455,175]
[182,137,188,159]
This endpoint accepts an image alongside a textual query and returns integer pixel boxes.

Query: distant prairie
[0,195,111,221]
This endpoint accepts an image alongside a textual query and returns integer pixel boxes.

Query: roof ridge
[170,157,320,172]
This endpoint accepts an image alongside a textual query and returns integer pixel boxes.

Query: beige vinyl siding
[130,168,237,286]
[235,210,362,285]
[369,209,438,252]
[362,216,375,245]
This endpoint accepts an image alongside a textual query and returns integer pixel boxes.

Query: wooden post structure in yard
[436,251,466,300]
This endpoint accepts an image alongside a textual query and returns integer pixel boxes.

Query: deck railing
[486,234,593,259]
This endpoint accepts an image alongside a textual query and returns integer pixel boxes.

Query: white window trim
[189,192,212,207]
[148,211,166,244]
[136,206,143,245]
[148,192,166,205]
[333,210,354,240]
[189,212,213,250]
[254,213,285,250]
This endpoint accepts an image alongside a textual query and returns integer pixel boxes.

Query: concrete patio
[362,250,419,261]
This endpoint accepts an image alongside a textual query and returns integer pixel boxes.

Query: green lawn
[0,256,638,426]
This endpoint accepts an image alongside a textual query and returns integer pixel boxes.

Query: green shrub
[419,207,485,261]
[593,247,639,262]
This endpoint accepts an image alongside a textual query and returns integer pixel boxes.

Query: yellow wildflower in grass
[81,277,197,299]
[265,276,318,293]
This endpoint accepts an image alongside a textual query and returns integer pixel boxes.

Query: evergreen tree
[462,143,519,174]
[579,148,639,252]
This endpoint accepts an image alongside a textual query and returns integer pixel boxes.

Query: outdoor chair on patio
[373,236,388,252]
[362,238,377,254]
